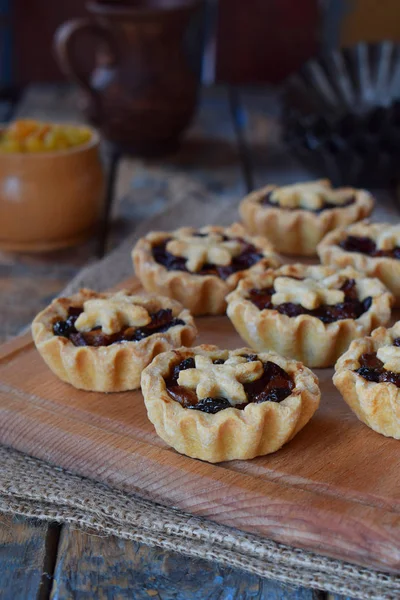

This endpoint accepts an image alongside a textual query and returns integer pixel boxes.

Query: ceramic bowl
[0,125,105,252]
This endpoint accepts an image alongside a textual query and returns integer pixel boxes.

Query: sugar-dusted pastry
[32,289,197,392]
[132,223,280,315]
[334,323,400,439]
[141,345,320,462]
[239,179,374,256]
[318,221,400,305]
[226,264,394,368]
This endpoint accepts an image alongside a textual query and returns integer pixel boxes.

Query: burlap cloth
[1,190,400,600]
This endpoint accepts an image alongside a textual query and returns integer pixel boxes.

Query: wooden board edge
[1,393,400,576]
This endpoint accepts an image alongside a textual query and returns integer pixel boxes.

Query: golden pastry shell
[32,289,197,392]
[132,223,280,316]
[333,323,400,439]
[141,344,320,463]
[239,181,374,256]
[317,221,400,306]
[226,264,394,368]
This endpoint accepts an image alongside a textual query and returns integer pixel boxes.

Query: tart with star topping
[334,323,400,439]
[318,221,400,305]
[132,223,280,315]
[226,264,393,368]
[141,345,320,462]
[239,179,374,256]
[32,289,197,392]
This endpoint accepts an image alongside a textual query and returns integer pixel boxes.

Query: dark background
[1,0,400,88]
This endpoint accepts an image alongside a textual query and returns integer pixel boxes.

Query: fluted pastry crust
[141,345,320,463]
[333,323,400,439]
[226,264,394,368]
[132,223,280,316]
[239,180,374,256]
[32,289,197,392]
[318,221,400,305]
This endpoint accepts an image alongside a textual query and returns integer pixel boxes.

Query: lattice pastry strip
[376,346,400,373]
[74,291,151,335]
[177,355,263,405]
[270,180,352,210]
[271,276,345,310]
[166,232,242,272]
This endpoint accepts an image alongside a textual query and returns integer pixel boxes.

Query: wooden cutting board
[1,276,399,574]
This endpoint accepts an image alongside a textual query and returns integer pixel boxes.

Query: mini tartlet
[318,221,400,305]
[141,345,320,462]
[334,323,400,439]
[32,289,197,392]
[239,179,374,256]
[226,264,394,368]
[132,223,280,315]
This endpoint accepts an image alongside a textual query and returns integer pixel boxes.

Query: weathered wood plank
[52,528,323,600]
[13,84,86,124]
[108,85,246,250]
[238,87,315,190]
[0,514,53,600]
[0,261,81,342]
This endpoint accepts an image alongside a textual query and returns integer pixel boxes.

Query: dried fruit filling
[248,278,372,324]
[356,338,400,387]
[53,306,185,347]
[164,354,295,414]
[152,236,264,280]
[339,235,400,259]
[260,191,355,213]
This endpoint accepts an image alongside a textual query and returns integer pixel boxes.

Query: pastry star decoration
[166,232,242,272]
[74,292,151,335]
[377,345,400,373]
[177,355,263,406]
[272,277,345,310]
[375,226,400,251]
[270,180,350,210]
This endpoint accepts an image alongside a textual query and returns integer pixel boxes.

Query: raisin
[240,353,258,362]
[53,320,71,337]
[188,396,232,414]
[379,371,400,387]
[255,387,292,404]
[339,235,400,260]
[356,366,381,382]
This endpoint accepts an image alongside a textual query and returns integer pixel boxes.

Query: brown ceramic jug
[55,0,205,155]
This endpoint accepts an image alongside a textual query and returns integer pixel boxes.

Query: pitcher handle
[54,18,117,105]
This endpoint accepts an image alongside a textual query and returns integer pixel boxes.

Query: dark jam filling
[356,338,400,386]
[152,236,263,280]
[339,235,400,259]
[248,278,372,324]
[164,354,294,414]
[260,191,355,213]
[52,306,185,347]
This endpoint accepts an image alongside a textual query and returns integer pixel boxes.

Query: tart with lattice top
[239,179,373,256]
[132,223,280,315]
[32,289,197,392]
[226,264,393,368]
[334,323,400,439]
[141,345,320,462]
[318,221,400,305]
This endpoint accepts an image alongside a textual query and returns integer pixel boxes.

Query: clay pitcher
[55,0,205,155]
